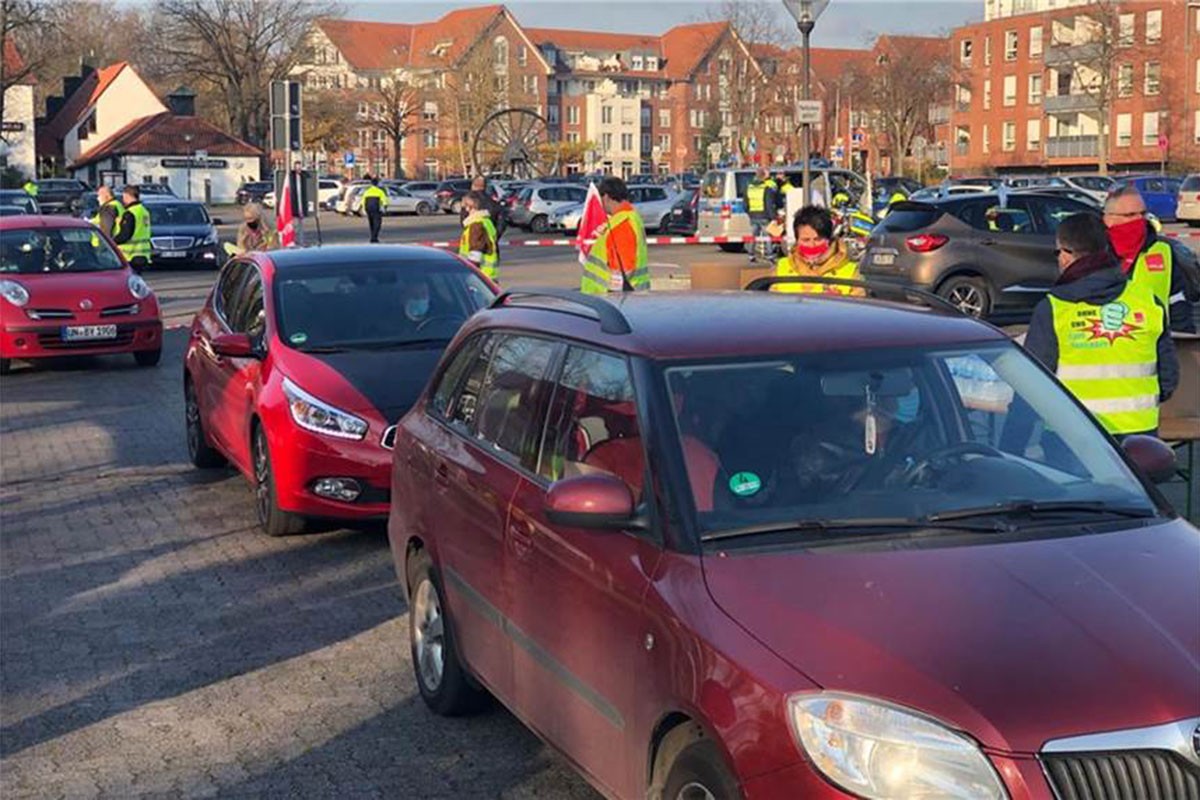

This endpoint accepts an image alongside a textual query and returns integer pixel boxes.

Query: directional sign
[795,100,823,125]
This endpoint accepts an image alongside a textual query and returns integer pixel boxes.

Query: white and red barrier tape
[408,231,1200,247]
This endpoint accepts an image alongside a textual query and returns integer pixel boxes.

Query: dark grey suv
[860,192,1095,320]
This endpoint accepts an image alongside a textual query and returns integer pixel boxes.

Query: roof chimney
[166,85,197,117]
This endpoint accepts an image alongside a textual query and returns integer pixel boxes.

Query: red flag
[577,181,608,268]
[277,178,296,248]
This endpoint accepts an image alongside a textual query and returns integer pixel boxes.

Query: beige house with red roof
[2,39,36,179]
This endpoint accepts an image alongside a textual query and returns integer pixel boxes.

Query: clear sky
[343,1,984,48]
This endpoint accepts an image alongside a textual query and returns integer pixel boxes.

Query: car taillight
[905,233,949,252]
[437,190,451,197]
[720,203,731,220]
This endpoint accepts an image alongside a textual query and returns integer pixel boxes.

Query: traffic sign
[270,80,303,153]
[1158,134,1169,151]
[852,128,865,145]
[796,100,823,125]
[344,151,356,166]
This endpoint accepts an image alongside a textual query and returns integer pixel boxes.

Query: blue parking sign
[344,152,355,166]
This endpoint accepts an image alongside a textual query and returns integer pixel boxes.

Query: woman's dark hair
[792,205,834,240]
[598,176,629,202]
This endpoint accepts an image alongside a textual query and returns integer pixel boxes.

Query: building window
[632,55,644,71]
[960,39,973,65]
[956,84,972,111]
[1003,75,1017,106]
[983,79,992,110]
[955,125,970,156]
[602,105,613,124]
[1195,110,1200,144]
[1029,26,1043,58]
[1146,9,1162,44]
[518,45,528,67]
[640,132,651,151]
[493,37,509,71]
[1026,119,1040,150]
[1118,63,1134,97]
[567,106,579,125]
[1143,112,1160,146]
[622,133,634,150]
[1116,113,1132,147]
[1002,121,1016,151]
[1118,14,1134,47]
[658,108,670,128]
[566,131,580,143]
[982,124,990,154]
[423,101,438,121]
[522,75,538,95]
[658,133,670,148]
[1196,58,1200,94]
[1145,62,1161,95]
[1028,73,1043,104]
[547,105,559,124]
[647,56,658,71]
[984,36,991,66]
[423,129,438,148]
[1004,31,1018,61]
[640,106,651,127]
[602,132,613,151]
[692,135,701,153]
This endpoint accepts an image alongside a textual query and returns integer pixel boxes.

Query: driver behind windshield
[402,279,431,326]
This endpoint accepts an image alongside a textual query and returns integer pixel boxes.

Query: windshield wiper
[924,500,1155,524]
[297,345,348,354]
[345,338,449,350]
[701,516,1002,543]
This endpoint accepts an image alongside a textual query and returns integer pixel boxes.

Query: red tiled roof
[40,62,130,146]
[660,21,730,80]
[3,38,34,84]
[875,34,951,61]
[526,27,662,55]
[71,112,262,168]
[409,5,505,68]
[316,19,415,71]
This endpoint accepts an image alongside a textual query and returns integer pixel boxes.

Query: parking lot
[2,212,1197,798]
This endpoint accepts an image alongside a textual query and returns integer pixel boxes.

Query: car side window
[460,335,558,465]
[959,202,1033,234]
[229,269,265,339]
[216,260,249,324]
[537,347,645,501]
[1027,197,1089,234]
[430,335,485,419]
[1143,178,1165,193]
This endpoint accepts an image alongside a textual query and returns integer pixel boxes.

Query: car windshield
[273,260,495,351]
[0,193,37,214]
[1181,176,1200,191]
[0,227,124,273]
[1073,176,1115,192]
[664,343,1157,539]
[145,204,209,225]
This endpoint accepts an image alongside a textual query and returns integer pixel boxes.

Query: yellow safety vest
[1050,280,1164,435]
[773,252,860,294]
[91,198,125,232]
[1127,240,1173,313]
[581,208,649,295]
[746,178,776,214]
[361,185,389,210]
[120,203,153,264]
[889,191,906,205]
[458,216,498,280]
[23,181,37,197]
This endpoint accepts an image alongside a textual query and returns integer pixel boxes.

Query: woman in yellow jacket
[773,205,862,295]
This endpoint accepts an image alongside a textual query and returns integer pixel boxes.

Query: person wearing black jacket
[463,177,506,253]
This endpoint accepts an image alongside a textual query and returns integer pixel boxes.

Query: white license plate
[873,252,897,266]
[62,325,117,341]
[161,250,186,258]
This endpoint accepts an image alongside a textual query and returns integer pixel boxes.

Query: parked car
[0,190,39,216]
[664,188,699,235]
[397,180,440,201]
[317,178,342,209]
[237,181,274,205]
[32,178,90,214]
[1176,173,1200,227]
[0,215,162,373]
[345,184,370,216]
[354,184,436,216]
[335,180,371,214]
[434,179,475,214]
[1058,173,1116,203]
[908,184,993,202]
[509,184,588,233]
[127,183,177,198]
[628,184,680,232]
[1115,175,1182,221]
[860,192,1096,319]
[183,245,497,535]
[388,286,1193,800]
[141,198,223,269]
[1010,185,1104,209]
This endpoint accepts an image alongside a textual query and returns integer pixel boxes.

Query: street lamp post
[183,133,193,199]
[783,0,829,205]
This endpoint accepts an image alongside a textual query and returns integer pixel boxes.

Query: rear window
[1073,176,1114,192]
[701,171,725,199]
[1181,176,1200,191]
[877,207,940,233]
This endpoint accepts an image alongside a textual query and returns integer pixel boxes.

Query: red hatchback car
[388,287,1199,800]
[184,245,496,535]
[0,215,162,373]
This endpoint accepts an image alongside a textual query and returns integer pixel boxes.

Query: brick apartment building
[950,1,1200,175]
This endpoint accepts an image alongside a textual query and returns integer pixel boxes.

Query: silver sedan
[351,185,437,216]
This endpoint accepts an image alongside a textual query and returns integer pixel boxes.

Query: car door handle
[433,463,450,487]
[508,518,535,556]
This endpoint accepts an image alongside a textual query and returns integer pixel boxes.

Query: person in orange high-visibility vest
[580,176,650,294]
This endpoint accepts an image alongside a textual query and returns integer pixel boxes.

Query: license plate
[161,250,186,258]
[873,253,896,266]
[62,325,117,341]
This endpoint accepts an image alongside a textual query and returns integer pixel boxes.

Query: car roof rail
[743,276,965,316]
[490,287,633,334]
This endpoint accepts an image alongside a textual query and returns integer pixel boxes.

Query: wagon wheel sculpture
[472,107,559,179]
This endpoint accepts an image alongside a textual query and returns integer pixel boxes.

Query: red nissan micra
[388,287,1199,800]
[0,215,162,373]
[184,245,495,535]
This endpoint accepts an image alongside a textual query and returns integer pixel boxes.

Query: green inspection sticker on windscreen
[289,332,308,345]
[728,471,762,497]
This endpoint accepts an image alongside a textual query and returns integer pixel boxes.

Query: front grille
[37,326,135,350]
[150,236,194,250]
[26,308,74,320]
[1042,750,1200,800]
[100,303,139,317]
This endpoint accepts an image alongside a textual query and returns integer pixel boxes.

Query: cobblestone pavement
[0,331,599,799]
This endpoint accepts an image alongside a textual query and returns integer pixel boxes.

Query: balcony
[1045,135,1099,158]
[1044,93,1100,113]
[1045,42,1103,67]
[956,142,970,156]
[928,105,951,125]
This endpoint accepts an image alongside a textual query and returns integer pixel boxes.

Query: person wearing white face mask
[402,280,431,325]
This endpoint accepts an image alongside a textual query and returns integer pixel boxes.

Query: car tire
[0,358,10,375]
[252,425,306,537]
[134,348,161,367]
[659,215,671,233]
[450,199,463,215]
[718,243,745,253]
[185,378,226,469]
[937,274,992,318]
[661,739,741,800]
[407,549,488,716]
[416,201,433,216]
[530,215,549,233]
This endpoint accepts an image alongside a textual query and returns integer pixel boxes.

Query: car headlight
[127,274,152,300]
[201,231,218,246]
[0,279,29,307]
[788,693,1006,800]
[281,377,368,440]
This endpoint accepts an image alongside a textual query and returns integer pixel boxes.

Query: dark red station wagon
[387,286,1199,800]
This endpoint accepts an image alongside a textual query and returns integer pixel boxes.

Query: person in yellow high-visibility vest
[90,185,124,239]
[458,191,498,281]
[361,175,389,243]
[1025,213,1177,437]
[112,185,152,270]
[773,206,862,296]
[581,176,649,294]
[744,167,778,263]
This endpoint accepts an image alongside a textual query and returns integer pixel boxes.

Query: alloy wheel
[675,783,717,800]
[253,431,270,526]
[412,577,445,693]
[185,385,202,460]
[947,284,985,317]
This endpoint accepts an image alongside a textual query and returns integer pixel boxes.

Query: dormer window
[432,40,451,58]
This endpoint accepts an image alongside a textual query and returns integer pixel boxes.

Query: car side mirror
[1121,435,1177,484]
[212,332,260,359]
[211,217,224,226]
[545,474,640,529]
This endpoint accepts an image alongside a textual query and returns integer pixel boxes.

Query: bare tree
[368,76,422,179]
[707,0,788,49]
[0,0,48,134]
[301,88,356,166]
[438,44,513,175]
[151,0,337,150]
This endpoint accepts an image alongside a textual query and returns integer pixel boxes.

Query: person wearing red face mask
[772,205,862,295]
[1104,185,1198,333]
